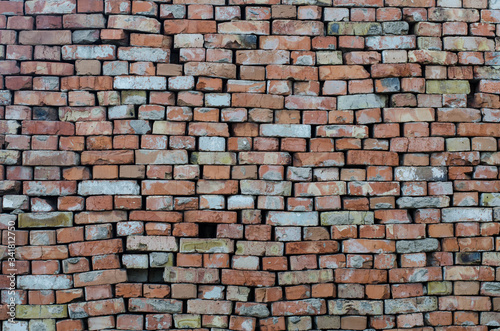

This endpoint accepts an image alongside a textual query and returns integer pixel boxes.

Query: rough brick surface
[1,0,500,329]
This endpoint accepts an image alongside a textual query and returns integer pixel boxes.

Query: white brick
[438,0,462,7]
[260,124,311,138]
[103,61,128,76]
[160,5,186,18]
[18,275,73,290]
[338,94,387,110]
[174,34,204,48]
[3,321,29,331]
[117,221,144,236]
[228,195,255,210]
[2,195,29,210]
[275,227,301,241]
[321,211,374,225]
[266,211,318,226]
[442,208,493,222]
[78,180,140,195]
[122,254,148,269]
[168,76,195,90]
[491,0,500,9]
[114,76,166,90]
[232,256,259,270]
[150,252,174,268]
[199,137,226,151]
[200,195,225,209]
[205,93,231,107]
[26,0,76,14]
[62,45,115,60]
[324,8,349,21]
[108,105,135,119]
[118,47,169,62]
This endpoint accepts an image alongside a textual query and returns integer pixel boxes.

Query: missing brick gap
[199,223,217,238]
[467,79,479,108]
[170,49,180,64]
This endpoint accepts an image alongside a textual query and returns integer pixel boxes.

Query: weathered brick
[24,181,77,196]
[286,241,339,254]
[444,37,495,51]
[329,299,383,315]
[273,20,323,35]
[184,62,236,79]
[78,180,140,195]
[293,152,344,167]
[347,150,399,166]
[395,167,447,181]
[187,300,233,315]
[441,208,492,222]
[389,267,442,283]
[396,239,439,253]
[278,270,333,285]
[185,210,237,223]
[366,36,416,49]
[23,151,79,166]
[21,62,74,76]
[222,270,275,286]
[69,238,123,256]
[337,94,387,110]
[272,299,327,316]
[16,304,68,319]
[127,236,178,252]
[18,275,72,289]
[164,266,219,285]
[19,30,72,45]
[428,8,479,22]
[114,76,166,90]
[316,125,368,138]
[426,80,471,94]
[62,45,115,60]
[266,65,318,80]
[397,196,450,208]
[266,211,318,226]
[295,182,346,196]
[118,47,170,62]
[240,180,292,196]
[14,91,67,106]
[128,298,182,313]
[348,182,400,196]
[439,296,492,311]
[180,238,233,253]
[385,297,438,314]
[409,50,458,65]
[372,63,422,78]
[232,93,284,109]
[321,211,374,225]
[18,212,73,228]
[108,15,160,33]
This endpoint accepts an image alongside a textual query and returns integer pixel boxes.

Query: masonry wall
[1,0,500,330]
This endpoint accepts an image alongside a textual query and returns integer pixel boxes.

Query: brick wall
[1,0,500,329]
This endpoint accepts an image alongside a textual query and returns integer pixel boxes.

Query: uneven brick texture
[1,0,500,330]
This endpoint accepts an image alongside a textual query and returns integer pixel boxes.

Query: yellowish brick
[16,305,68,319]
[426,80,470,94]
[18,212,73,228]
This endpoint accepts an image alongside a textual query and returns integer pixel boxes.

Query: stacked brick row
[1,0,500,329]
